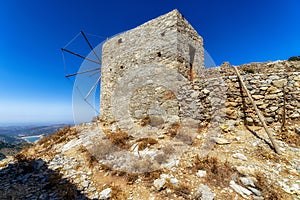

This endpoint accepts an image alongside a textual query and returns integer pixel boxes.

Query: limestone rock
[196,170,207,178]
[252,95,264,100]
[169,178,179,185]
[273,79,287,88]
[232,153,248,161]
[295,127,300,135]
[99,188,111,200]
[211,137,230,145]
[239,177,256,187]
[247,187,262,196]
[154,178,166,190]
[230,180,252,198]
[226,108,238,119]
[197,184,215,200]
[246,117,254,125]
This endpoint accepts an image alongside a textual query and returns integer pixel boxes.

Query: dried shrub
[255,145,282,163]
[78,145,88,153]
[193,156,236,187]
[254,172,288,200]
[105,130,130,149]
[140,116,151,126]
[15,152,27,162]
[167,122,181,137]
[85,150,98,168]
[110,185,129,199]
[37,126,78,149]
[136,137,158,151]
[162,90,176,100]
[174,184,191,199]
[288,56,300,61]
[166,182,191,199]
[277,131,300,147]
[243,68,255,74]
[142,170,162,182]
[126,173,139,184]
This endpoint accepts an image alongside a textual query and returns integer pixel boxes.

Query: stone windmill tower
[100,9,204,122]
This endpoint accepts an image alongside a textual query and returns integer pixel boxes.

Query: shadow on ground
[0,157,90,200]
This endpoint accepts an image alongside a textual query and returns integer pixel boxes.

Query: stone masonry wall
[100,9,204,121]
[177,60,300,125]
[102,60,300,127]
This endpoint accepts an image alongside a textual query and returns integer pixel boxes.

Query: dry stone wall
[102,60,300,127]
[177,60,300,125]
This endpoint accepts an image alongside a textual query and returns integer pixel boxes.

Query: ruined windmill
[62,9,213,124]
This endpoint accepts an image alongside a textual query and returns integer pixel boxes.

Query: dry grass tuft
[142,170,162,183]
[125,173,139,184]
[254,172,288,200]
[37,126,78,149]
[110,185,129,199]
[77,145,98,168]
[193,155,236,187]
[173,184,191,199]
[255,145,282,163]
[167,122,181,137]
[136,137,158,151]
[165,181,191,199]
[140,116,151,126]
[105,129,130,149]
[277,130,300,147]
[86,151,98,168]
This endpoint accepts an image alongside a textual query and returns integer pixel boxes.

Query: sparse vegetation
[125,173,139,184]
[37,126,78,149]
[166,122,181,137]
[255,145,281,163]
[277,130,300,147]
[140,116,151,126]
[110,185,129,199]
[136,137,158,151]
[193,156,236,187]
[243,67,255,74]
[254,172,288,200]
[142,170,162,182]
[171,183,191,199]
[104,129,130,149]
[288,56,300,61]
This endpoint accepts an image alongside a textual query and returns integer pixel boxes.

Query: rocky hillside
[0,135,29,161]
[0,117,299,200]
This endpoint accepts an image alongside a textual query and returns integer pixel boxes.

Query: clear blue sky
[0,0,299,125]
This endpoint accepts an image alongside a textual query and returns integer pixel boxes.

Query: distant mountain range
[0,124,69,137]
[0,124,71,161]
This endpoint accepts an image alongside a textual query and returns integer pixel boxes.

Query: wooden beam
[233,66,281,154]
[61,48,101,65]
